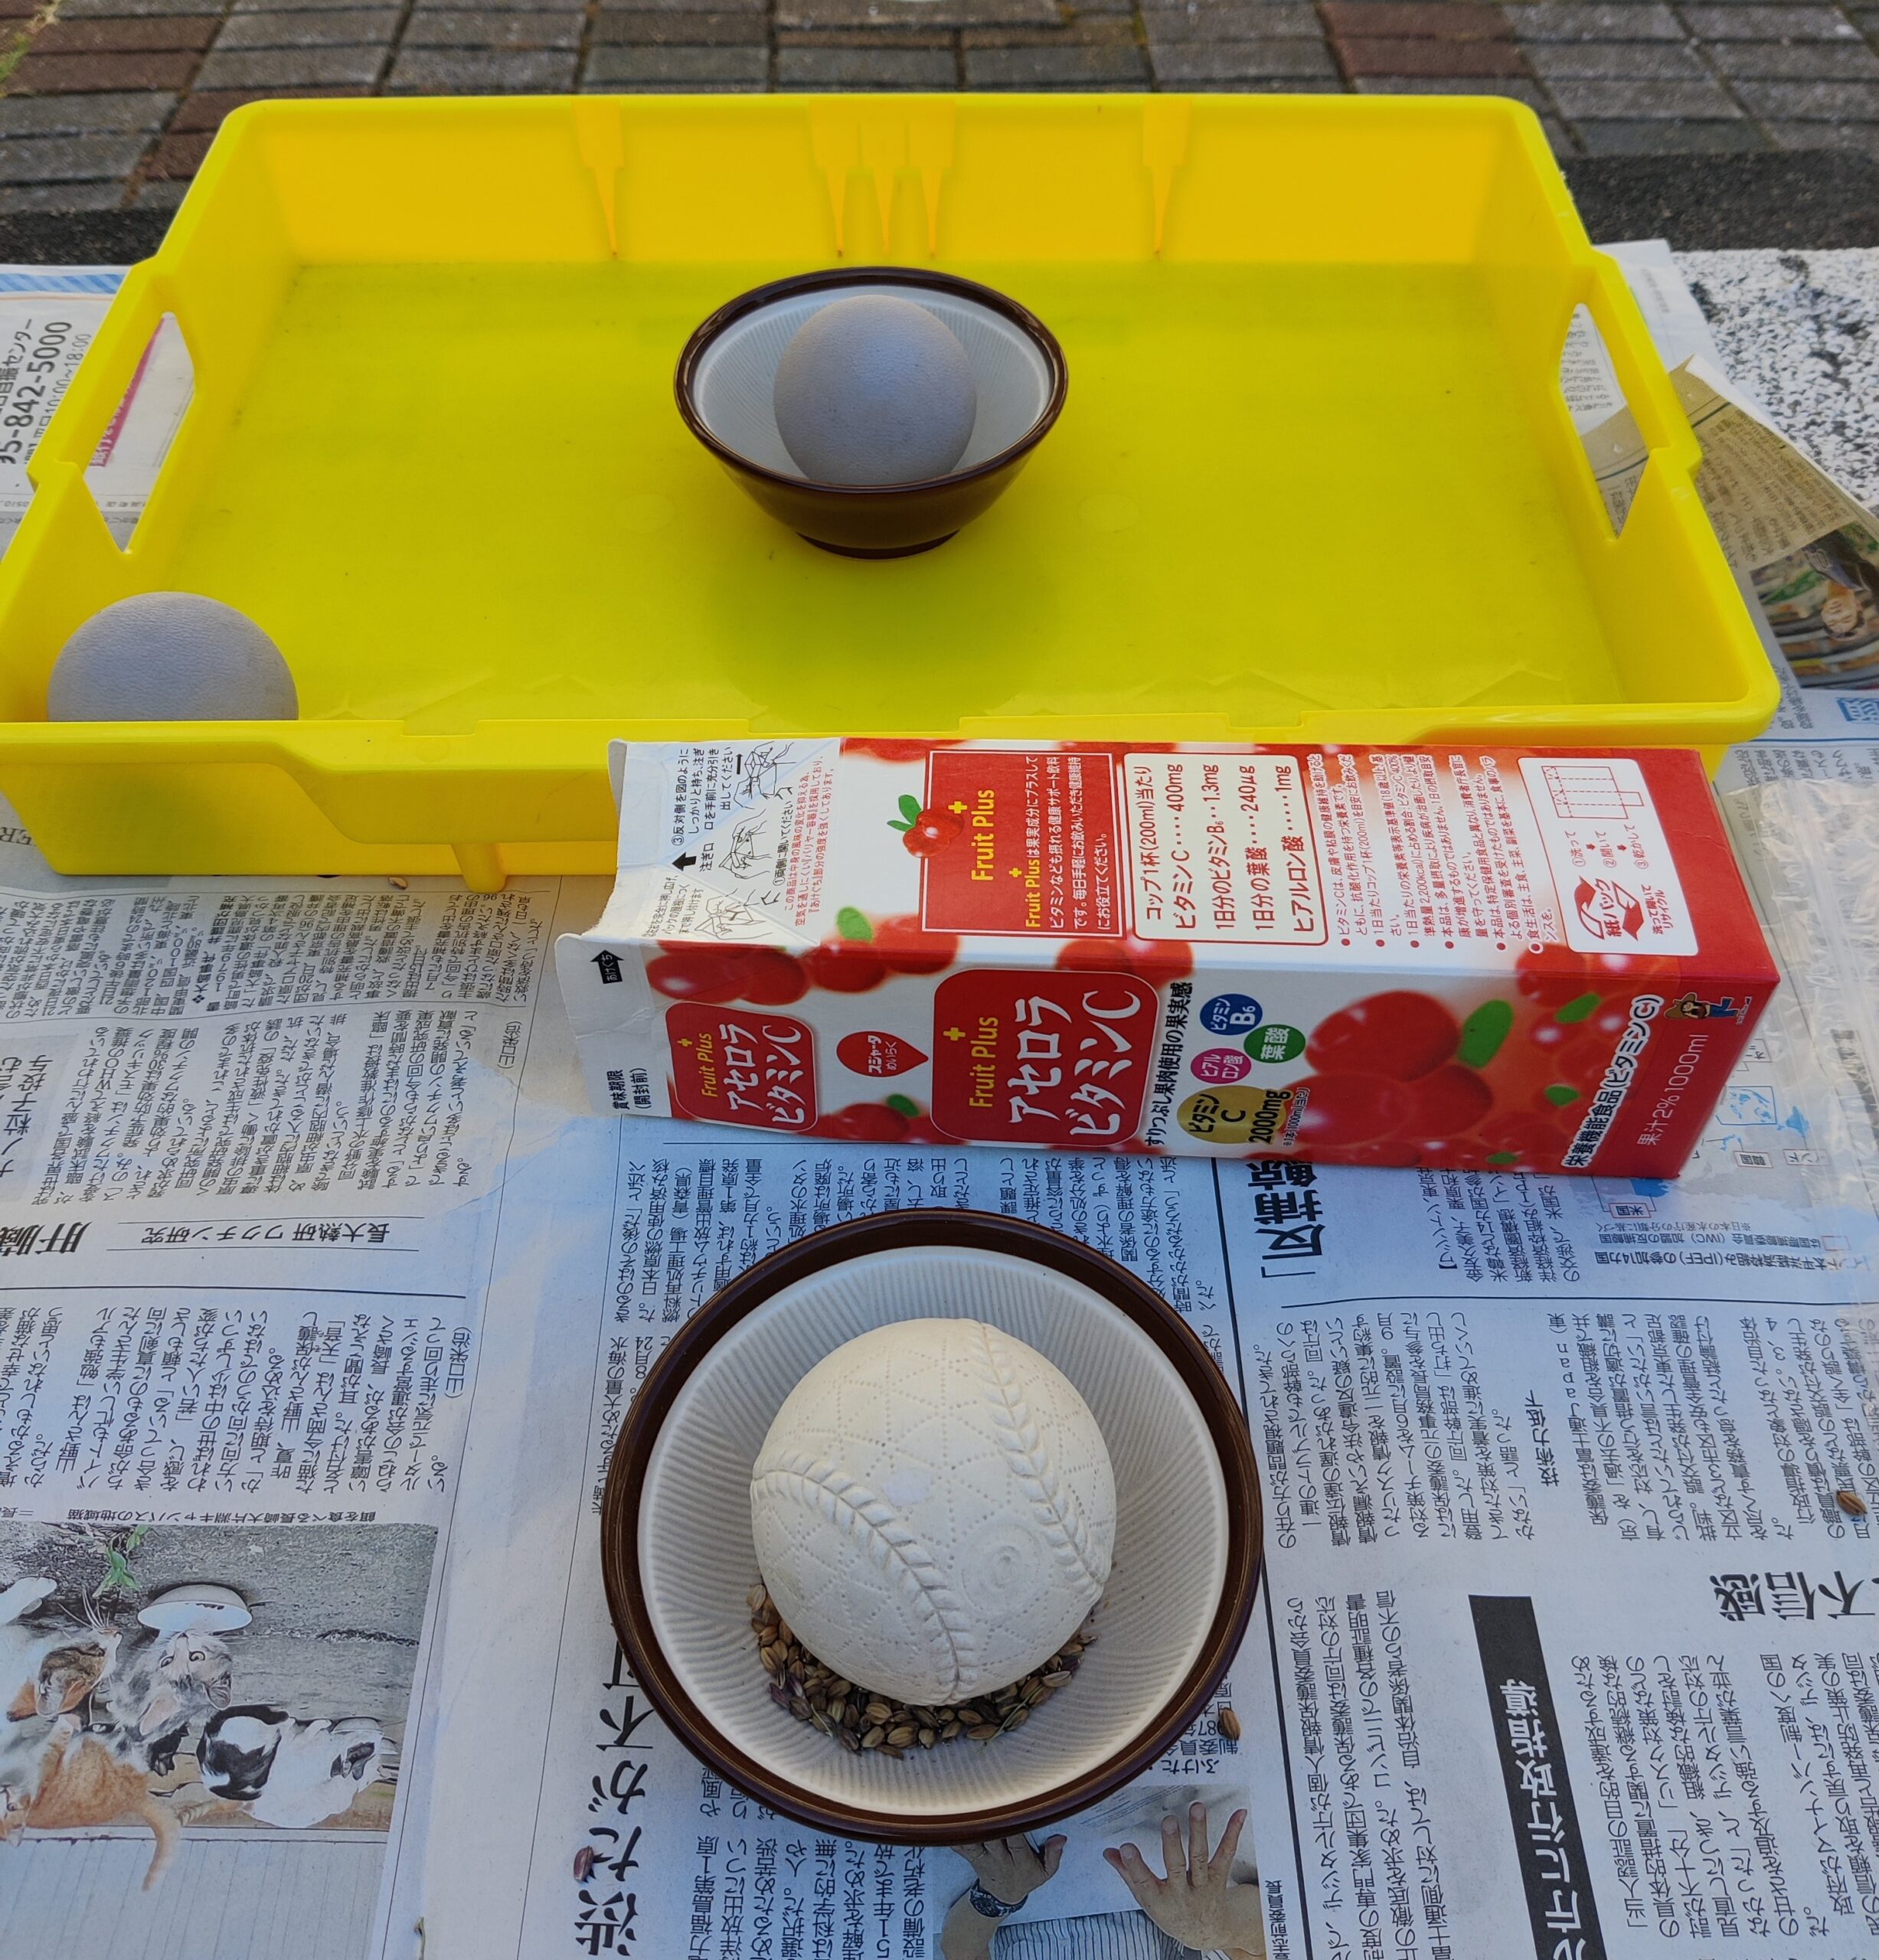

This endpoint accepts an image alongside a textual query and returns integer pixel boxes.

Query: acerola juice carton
[557,740,1777,1177]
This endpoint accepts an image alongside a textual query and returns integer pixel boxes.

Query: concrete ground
[0,0,1877,222]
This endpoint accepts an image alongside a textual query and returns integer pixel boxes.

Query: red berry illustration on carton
[889,793,965,858]
[560,740,1777,1178]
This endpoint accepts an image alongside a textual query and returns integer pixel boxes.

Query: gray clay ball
[47,592,297,722]
[773,295,979,488]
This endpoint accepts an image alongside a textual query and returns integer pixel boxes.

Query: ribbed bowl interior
[639,1245,1229,1821]
[691,283,1055,482]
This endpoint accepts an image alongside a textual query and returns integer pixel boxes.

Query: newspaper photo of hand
[1104,1803,1263,1960]
[940,1806,1264,1960]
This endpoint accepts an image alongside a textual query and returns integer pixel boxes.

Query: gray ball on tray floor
[47,591,297,721]
[772,294,979,488]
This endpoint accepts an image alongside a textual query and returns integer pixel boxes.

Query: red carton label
[930,969,1158,1144]
[666,1004,818,1131]
[562,740,1781,1178]
[923,749,1124,938]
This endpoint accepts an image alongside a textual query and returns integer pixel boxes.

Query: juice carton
[557,740,1776,1176]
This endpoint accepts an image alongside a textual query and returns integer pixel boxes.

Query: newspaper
[0,250,1874,1960]
[1566,243,1879,699]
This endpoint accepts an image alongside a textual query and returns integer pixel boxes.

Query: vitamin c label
[666,1004,817,1130]
[930,969,1156,1145]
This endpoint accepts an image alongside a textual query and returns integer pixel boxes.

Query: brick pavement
[0,0,1873,216]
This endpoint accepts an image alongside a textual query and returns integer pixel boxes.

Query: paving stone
[0,130,149,178]
[34,16,219,52]
[776,41,956,77]
[144,128,215,172]
[1142,3,1324,38]
[1709,35,1879,70]
[778,0,1057,27]
[577,74,764,84]
[1549,71,1743,106]
[400,8,585,44]
[1166,70,1345,82]
[580,39,769,76]
[1730,70,1879,103]
[384,44,579,83]
[962,37,1149,74]
[1151,35,1341,70]
[194,44,387,83]
[1335,32,1531,66]
[1526,38,1709,70]
[134,175,190,204]
[214,10,401,46]
[1851,5,1879,33]
[1573,110,1770,139]
[590,0,766,12]
[231,0,394,11]
[1766,111,1879,136]
[0,178,128,207]
[170,83,368,126]
[1678,2,1858,28]
[0,87,174,130]
[962,16,1136,38]
[59,0,217,18]
[1503,2,1682,36]
[778,25,953,41]
[593,10,770,39]
[1351,67,1548,90]
[11,50,201,88]
[1323,0,1511,33]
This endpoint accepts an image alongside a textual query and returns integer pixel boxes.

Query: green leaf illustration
[1486,1152,1519,1168]
[835,906,873,942]
[96,1550,137,1599]
[888,819,912,832]
[886,1094,920,1117]
[1544,1083,1580,1107]
[898,794,923,824]
[1554,991,1602,1024]
[1457,999,1513,1067]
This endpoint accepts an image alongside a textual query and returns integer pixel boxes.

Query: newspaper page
[0,248,1875,1960]
[0,792,582,1958]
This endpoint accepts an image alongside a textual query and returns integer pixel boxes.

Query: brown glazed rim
[600,1210,1263,1846]
[674,266,1070,496]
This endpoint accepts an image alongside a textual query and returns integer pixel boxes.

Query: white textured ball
[48,593,296,722]
[750,1318,1114,1706]
[772,295,979,487]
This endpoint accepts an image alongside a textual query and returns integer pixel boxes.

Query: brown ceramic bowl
[674,268,1068,558]
[600,1210,1262,1844]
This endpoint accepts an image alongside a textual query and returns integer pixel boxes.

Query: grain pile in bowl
[751,1582,1096,1755]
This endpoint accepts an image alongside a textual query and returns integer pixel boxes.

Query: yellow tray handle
[31,263,180,493]
[1582,250,1701,482]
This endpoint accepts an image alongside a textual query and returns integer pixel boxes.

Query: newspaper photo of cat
[0,1517,435,1932]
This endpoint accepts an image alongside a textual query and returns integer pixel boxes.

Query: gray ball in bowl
[47,592,297,722]
[772,294,978,488]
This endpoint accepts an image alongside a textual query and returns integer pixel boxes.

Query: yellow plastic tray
[0,95,1774,889]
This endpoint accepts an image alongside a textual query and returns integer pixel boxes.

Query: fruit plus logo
[1573,877,1645,942]
[666,1004,816,1130]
